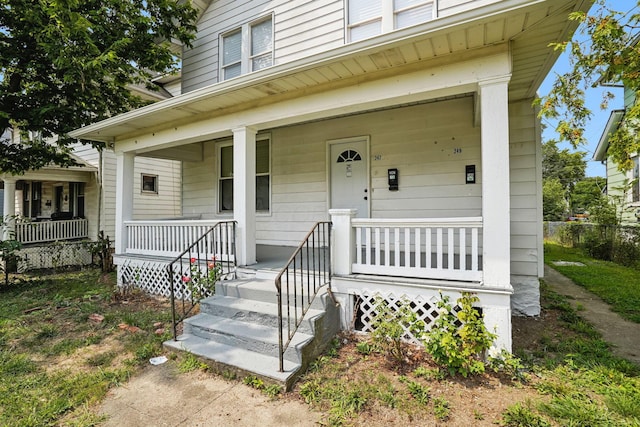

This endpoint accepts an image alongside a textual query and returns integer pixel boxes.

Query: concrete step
[164,333,300,386]
[215,275,331,312]
[199,295,323,335]
[215,277,276,301]
[183,312,313,363]
[167,273,341,390]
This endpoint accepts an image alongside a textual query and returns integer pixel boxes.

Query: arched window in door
[336,150,362,163]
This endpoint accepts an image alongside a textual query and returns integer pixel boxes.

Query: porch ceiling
[70,0,592,145]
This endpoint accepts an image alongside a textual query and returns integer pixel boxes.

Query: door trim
[326,135,370,218]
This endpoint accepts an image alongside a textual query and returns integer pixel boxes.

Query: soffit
[71,0,592,143]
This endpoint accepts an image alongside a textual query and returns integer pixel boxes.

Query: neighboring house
[0,79,183,271]
[71,0,592,384]
[593,84,640,224]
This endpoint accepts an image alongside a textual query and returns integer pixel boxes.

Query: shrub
[424,292,496,377]
[369,296,425,365]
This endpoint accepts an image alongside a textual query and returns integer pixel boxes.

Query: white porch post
[479,76,512,351]
[115,151,134,255]
[329,209,356,276]
[2,177,17,240]
[479,77,512,289]
[233,126,257,266]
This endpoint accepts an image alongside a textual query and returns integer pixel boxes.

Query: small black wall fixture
[388,168,399,191]
[465,165,476,184]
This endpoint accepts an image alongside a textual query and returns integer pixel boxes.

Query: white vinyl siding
[180,96,542,277]
[220,16,273,81]
[437,0,502,17]
[215,137,271,213]
[182,0,344,93]
[347,0,434,42]
[509,99,542,278]
[69,142,182,244]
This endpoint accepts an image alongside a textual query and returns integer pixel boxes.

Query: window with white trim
[221,16,273,81]
[218,137,271,212]
[347,0,434,42]
[141,174,158,194]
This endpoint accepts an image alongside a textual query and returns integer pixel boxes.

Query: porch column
[2,177,17,240]
[115,151,135,254]
[329,209,356,276]
[233,126,257,266]
[479,76,512,289]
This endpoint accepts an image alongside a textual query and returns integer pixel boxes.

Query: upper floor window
[218,137,271,213]
[221,16,273,81]
[347,0,434,42]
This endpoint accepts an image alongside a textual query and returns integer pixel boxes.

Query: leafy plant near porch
[0,215,22,286]
[424,292,496,377]
[181,257,222,300]
[369,296,425,364]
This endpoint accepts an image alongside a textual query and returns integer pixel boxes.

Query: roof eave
[593,109,625,161]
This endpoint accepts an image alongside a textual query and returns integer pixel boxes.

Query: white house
[71,0,592,385]
[0,78,183,271]
[593,83,640,224]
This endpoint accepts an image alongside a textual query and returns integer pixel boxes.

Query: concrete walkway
[544,264,640,365]
[96,266,640,426]
[98,363,319,427]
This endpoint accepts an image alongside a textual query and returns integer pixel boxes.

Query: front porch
[114,213,512,349]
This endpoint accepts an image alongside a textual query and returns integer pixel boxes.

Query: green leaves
[538,2,640,172]
[0,0,197,173]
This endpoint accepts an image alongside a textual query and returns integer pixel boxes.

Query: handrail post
[276,277,284,372]
[169,263,177,341]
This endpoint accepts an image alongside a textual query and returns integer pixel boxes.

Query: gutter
[69,0,552,141]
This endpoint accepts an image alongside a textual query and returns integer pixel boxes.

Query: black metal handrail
[275,221,332,372]
[168,221,237,340]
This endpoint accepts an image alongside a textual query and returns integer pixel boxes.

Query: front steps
[164,272,340,390]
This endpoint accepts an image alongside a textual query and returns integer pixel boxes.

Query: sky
[537,0,637,177]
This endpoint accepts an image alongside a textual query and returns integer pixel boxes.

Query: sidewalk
[96,266,639,427]
[544,264,640,365]
[98,363,319,427]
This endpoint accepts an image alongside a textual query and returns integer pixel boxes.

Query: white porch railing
[350,217,483,282]
[15,218,89,244]
[125,220,234,258]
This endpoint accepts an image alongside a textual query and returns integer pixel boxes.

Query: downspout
[97,149,103,239]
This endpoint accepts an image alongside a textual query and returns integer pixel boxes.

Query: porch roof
[70,0,591,145]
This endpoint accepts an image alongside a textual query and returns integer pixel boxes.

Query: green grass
[0,269,172,426]
[544,242,640,323]
[297,247,640,426]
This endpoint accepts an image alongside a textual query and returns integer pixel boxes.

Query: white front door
[330,138,369,218]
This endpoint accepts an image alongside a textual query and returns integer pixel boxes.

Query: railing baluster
[348,218,482,281]
[168,221,238,341]
[448,228,454,271]
[274,222,332,373]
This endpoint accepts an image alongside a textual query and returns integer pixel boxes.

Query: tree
[542,139,587,194]
[543,178,567,221]
[571,176,607,214]
[0,0,198,174]
[537,1,640,172]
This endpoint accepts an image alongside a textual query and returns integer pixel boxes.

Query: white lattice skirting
[17,242,92,272]
[118,258,173,297]
[118,258,215,299]
[353,289,447,344]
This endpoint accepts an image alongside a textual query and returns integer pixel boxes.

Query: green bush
[557,223,584,247]
[370,296,425,364]
[424,292,496,377]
